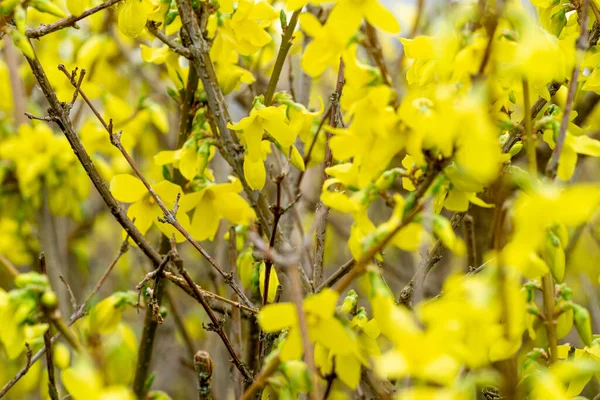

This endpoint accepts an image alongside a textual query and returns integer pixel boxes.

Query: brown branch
[43,331,59,400]
[174,0,276,239]
[288,260,320,399]
[2,40,26,127]
[240,355,281,400]
[171,247,253,382]
[0,254,19,279]
[364,23,393,88]
[313,59,345,288]
[463,214,476,272]
[263,173,285,306]
[161,270,257,314]
[26,0,123,39]
[228,228,244,398]
[57,65,255,310]
[264,10,301,105]
[146,21,192,58]
[398,212,466,307]
[315,259,354,292]
[546,0,590,179]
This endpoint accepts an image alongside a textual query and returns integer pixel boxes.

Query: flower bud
[573,303,593,346]
[289,145,305,172]
[30,0,67,17]
[281,360,311,393]
[340,290,358,315]
[509,142,523,157]
[543,230,565,283]
[13,6,26,33]
[41,290,58,309]
[15,272,48,290]
[236,248,255,289]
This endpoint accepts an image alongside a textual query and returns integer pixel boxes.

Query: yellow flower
[326,0,400,47]
[300,13,347,77]
[228,104,296,190]
[118,0,148,38]
[258,289,363,370]
[503,183,600,275]
[543,130,600,181]
[154,138,215,182]
[284,0,334,11]
[178,177,256,241]
[329,85,402,188]
[62,357,136,400]
[110,174,190,242]
[219,0,278,56]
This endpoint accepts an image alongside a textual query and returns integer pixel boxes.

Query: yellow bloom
[118,0,148,38]
[326,0,400,47]
[543,130,600,181]
[178,177,256,241]
[63,357,136,400]
[299,13,347,77]
[228,104,296,190]
[503,183,600,275]
[219,0,278,56]
[258,289,363,370]
[110,174,190,242]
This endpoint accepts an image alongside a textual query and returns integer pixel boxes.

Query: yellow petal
[257,303,298,332]
[259,262,280,303]
[118,0,148,38]
[363,0,400,34]
[110,175,147,203]
[244,157,266,190]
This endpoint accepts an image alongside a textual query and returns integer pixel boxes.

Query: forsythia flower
[177,177,255,241]
[62,357,136,400]
[228,103,296,190]
[118,0,147,38]
[219,0,278,56]
[110,174,191,242]
[259,289,367,389]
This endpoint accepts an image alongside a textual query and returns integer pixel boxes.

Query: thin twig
[263,173,285,306]
[171,247,253,382]
[240,355,281,400]
[146,21,192,58]
[546,0,590,179]
[463,214,476,272]
[2,40,26,127]
[228,228,244,398]
[43,331,59,400]
[0,344,32,398]
[264,10,301,105]
[0,254,19,279]
[26,0,124,38]
[161,270,257,314]
[523,79,537,176]
[58,65,255,311]
[313,59,345,288]
[315,259,354,292]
